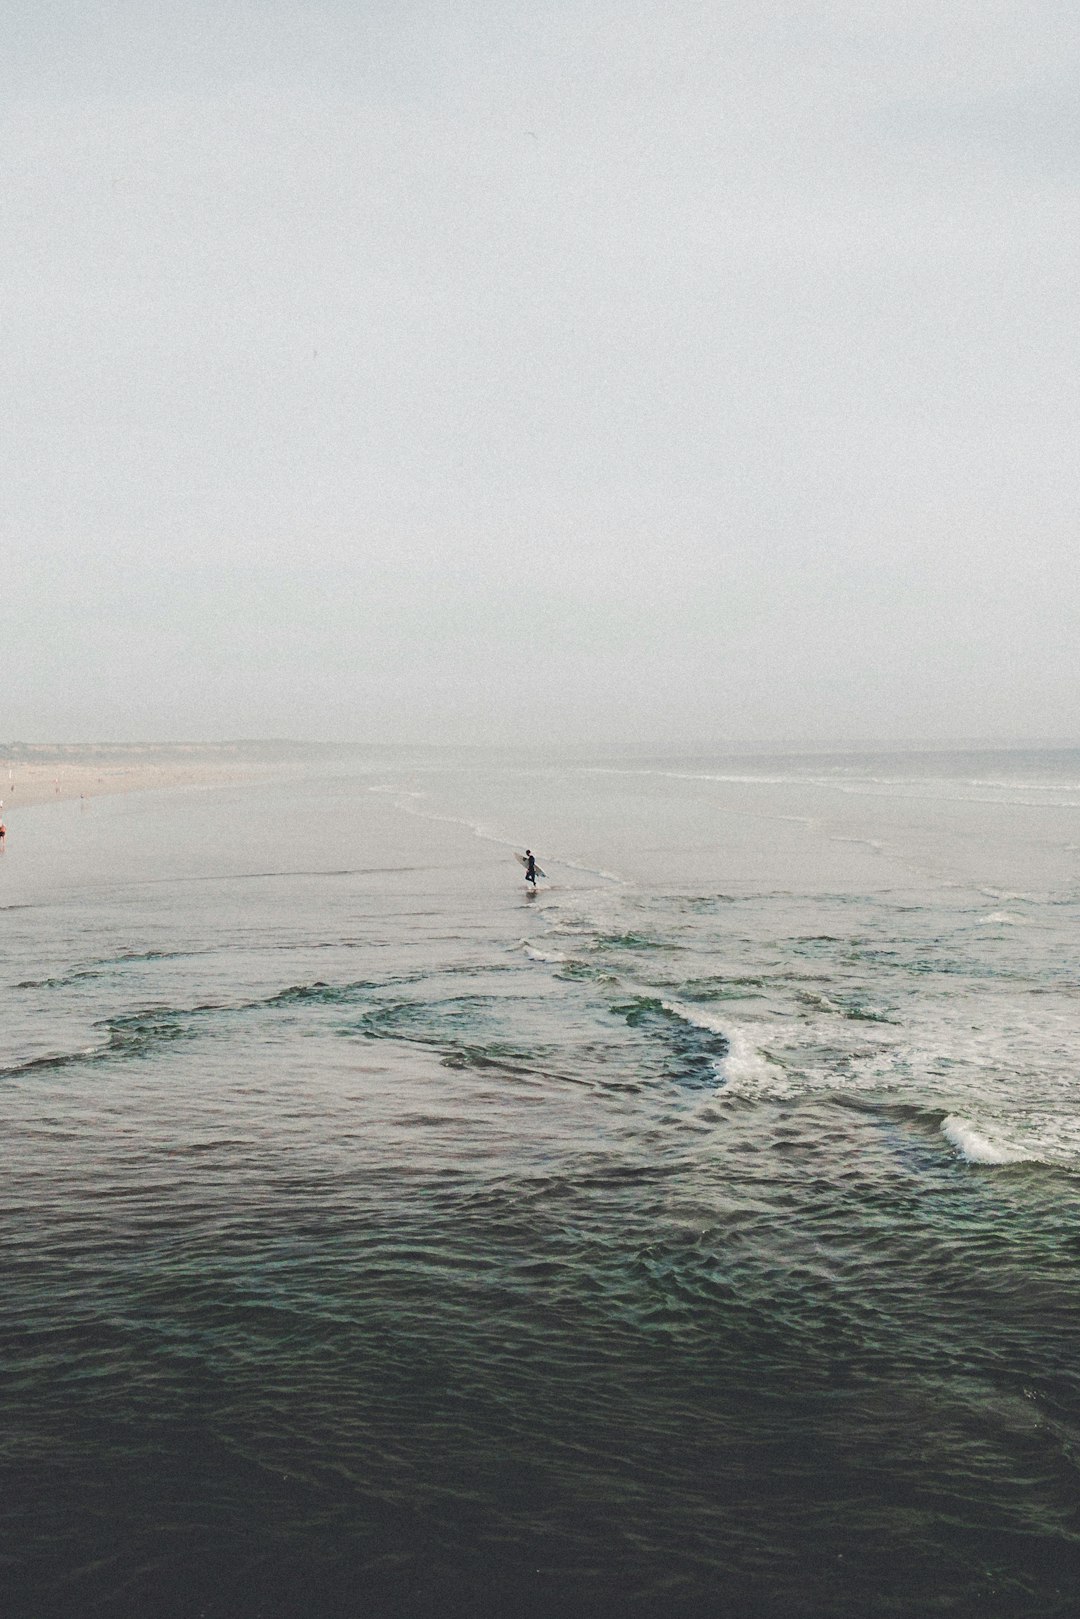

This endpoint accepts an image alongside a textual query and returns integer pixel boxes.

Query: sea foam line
[373,791,626,884]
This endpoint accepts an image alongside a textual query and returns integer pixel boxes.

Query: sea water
[3,747,1080,1617]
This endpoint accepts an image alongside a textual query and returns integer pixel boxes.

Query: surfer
[524,850,538,887]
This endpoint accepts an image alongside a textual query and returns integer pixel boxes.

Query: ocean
[3,745,1080,1617]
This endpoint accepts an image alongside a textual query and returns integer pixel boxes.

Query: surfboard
[516,854,546,878]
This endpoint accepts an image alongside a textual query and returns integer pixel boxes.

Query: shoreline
[0,745,311,814]
[0,762,277,812]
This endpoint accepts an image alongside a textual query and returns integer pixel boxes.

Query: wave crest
[942,1115,1034,1165]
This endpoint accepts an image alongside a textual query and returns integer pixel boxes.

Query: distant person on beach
[524,850,537,886]
[0,822,6,847]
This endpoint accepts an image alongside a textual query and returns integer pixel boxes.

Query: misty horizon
[3,735,1080,763]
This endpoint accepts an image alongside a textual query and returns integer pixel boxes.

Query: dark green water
[3,750,1080,1616]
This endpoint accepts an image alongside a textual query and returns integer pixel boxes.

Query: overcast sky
[3,0,1078,746]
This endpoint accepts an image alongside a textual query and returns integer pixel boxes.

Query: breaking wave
[941,1114,1037,1166]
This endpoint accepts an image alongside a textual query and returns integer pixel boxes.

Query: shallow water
[3,748,1080,1616]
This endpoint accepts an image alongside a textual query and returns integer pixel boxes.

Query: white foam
[723,1025,787,1091]
[584,762,1080,811]
[660,998,727,1036]
[378,793,515,850]
[520,941,570,965]
[941,1115,1034,1165]
[555,855,626,885]
[660,1001,786,1093]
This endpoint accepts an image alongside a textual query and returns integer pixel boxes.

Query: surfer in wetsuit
[524,849,537,886]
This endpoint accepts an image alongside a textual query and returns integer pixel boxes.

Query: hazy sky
[4,1,1078,746]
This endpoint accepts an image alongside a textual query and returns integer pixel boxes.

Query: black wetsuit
[525,854,537,885]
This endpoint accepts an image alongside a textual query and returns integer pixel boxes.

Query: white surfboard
[516,853,546,878]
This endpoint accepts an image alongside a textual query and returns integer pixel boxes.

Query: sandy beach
[0,743,306,813]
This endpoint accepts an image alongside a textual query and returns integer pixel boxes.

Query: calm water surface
[3,748,1080,1617]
